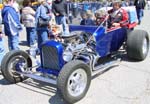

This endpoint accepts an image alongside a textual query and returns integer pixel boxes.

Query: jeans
[148,1,150,9]
[26,27,36,46]
[69,16,73,24]
[8,33,19,51]
[55,16,70,35]
[136,9,143,24]
[0,38,5,64]
[72,8,78,18]
[37,29,49,49]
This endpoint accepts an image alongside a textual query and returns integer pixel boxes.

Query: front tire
[1,50,32,83]
[127,30,149,60]
[57,60,91,104]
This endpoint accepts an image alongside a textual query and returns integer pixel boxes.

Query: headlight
[63,51,73,62]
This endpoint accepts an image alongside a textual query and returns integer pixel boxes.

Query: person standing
[46,0,56,25]
[22,0,36,47]
[68,10,73,24]
[148,0,150,9]
[122,0,134,7]
[35,0,51,49]
[52,0,69,35]
[2,0,22,51]
[72,0,78,18]
[0,23,5,65]
[134,0,146,24]
[65,0,73,24]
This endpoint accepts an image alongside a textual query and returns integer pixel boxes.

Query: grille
[41,46,59,70]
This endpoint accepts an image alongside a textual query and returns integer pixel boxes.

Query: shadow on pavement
[92,65,119,80]
[49,90,66,104]
[0,71,10,85]
[116,50,142,62]
[18,79,56,94]
[0,78,10,85]
[16,79,66,104]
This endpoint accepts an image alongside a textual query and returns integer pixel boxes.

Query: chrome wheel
[67,68,87,97]
[8,55,28,75]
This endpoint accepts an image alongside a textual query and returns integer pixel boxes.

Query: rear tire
[57,60,91,104]
[127,30,149,60]
[1,50,32,83]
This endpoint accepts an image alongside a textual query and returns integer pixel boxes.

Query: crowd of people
[79,0,146,26]
[0,0,147,60]
[0,0,70,57]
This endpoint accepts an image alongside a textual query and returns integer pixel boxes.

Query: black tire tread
[127,30,149,60]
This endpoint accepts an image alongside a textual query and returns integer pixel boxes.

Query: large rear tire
[1,50,32,83]
[127,30,149,60]
[57,60,91,104]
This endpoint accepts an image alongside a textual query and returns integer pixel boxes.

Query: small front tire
[57,60,91,104]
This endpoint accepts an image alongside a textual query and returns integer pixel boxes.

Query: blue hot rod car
[1,9,149,104]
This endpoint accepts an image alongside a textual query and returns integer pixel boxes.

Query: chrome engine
[62,32,99,70]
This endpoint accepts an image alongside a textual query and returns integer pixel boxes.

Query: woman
[22,0,36,47]
[35,0,51,50]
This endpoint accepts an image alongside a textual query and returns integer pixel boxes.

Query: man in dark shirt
[134,0,146,24]
[52,0,69,35]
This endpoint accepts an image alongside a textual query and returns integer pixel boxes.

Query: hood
[2,6,13,16]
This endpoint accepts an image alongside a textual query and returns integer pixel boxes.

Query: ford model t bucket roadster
[1,7,149,104]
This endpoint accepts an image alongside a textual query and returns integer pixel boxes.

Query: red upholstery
[119,8,129,27]
[121,8,129,22]
[127,22,137,29]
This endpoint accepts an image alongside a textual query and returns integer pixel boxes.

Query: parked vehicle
[1,6,149,104]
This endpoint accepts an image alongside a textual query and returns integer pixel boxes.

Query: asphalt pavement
[0,9,150,104]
